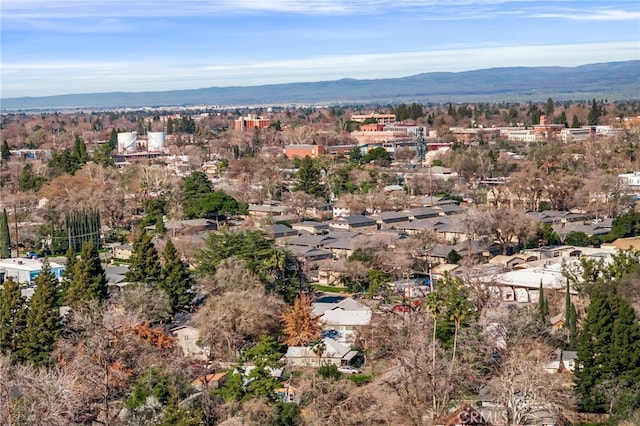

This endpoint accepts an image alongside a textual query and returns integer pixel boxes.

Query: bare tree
[0,356,78,426]
[490,340,574,426]
[194,288,285,361]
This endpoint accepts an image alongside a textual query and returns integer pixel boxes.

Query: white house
[285,337,358,367]
[314,297,372,343]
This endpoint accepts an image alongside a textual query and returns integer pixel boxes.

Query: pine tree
[587,98,603,126]
[293,156,324,197]
[18,259,61,366]
[161,238,193,311]
[1,139,10,161]
[0,208,11,258]
[59,245,77,303]
[575,285,640,414]
[0,277,27,356]
[126,230,162,284]
[65,240,107,307]
[109,129,118,150]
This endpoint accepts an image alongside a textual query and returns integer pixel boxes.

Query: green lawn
[311,284,350,294]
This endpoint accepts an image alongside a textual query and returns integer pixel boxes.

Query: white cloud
[2,0,635,20]
[2,41,637,98]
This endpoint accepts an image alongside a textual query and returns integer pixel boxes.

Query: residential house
[407,207,440,220]
[552,218,612,241]
[264,224,299,242]
[246,204,286,218]
[370,210,410,229]
[488,254,536,270]
[328,215,377,232]
[285,337,358,367]
[105,264,129,286]
[170,325,208,361]
[112,244,134,260]
[276,383,300,404]
[191,372,228,391]
[434,203,465,216]
[443,404,490,426]
[314,297,372,343]
[291,221,330,235]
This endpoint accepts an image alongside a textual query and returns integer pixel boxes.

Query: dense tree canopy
[181,171,247,219]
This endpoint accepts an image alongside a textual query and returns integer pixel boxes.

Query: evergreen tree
[564,281,571,329]
[568,302,578,347]
[59,245,77,303]
[72,135,88,164]
[544,97,555,118]
[65,241,107,307]
[1,139,10,161]
[109,129,118,150]
[575,285,640,415]
[18,259,61,366]
[0,277,27,356]
[571,114,582,128]
[161,238,193,311]
[587,98,603,126]
[538,281,549,318]
[0,208,11,258]
[293,156,324,197]
[126,230,162,284]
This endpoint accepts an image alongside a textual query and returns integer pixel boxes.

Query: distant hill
[2,60,638,111]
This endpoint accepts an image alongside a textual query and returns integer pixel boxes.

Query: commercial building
[0,258,65,286]
[284,144,325,159]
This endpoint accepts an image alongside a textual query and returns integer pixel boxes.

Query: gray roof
[333,215,376,226]
[373,211,410,222]
[288,235,336,247]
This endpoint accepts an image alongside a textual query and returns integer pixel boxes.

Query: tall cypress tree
[161,238,193,311]
[65,240,107,307]
[564,281,571,329]
[126,230,162,284]
[0,276,27,356]
[538,281,549,319]
[0,208,11,258]
[19,259,61,366]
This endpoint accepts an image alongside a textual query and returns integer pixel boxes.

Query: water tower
[147,132,166,152]
[117,132,137,154]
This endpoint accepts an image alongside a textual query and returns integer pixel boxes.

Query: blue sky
[1,0,639,98]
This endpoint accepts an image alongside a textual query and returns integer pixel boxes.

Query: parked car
[25,251,41,258]
[337,366,360,374]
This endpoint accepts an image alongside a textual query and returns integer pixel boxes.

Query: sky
[1,0,639,98]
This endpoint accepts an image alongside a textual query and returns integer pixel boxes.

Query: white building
[0,258,65,286]
[619,172,640,191]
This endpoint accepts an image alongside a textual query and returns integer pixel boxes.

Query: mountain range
[2,60,638,111]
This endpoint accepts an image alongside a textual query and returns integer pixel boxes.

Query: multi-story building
[234,114,271,131]
[350,113,396,124]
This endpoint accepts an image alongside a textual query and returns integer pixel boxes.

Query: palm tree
[425,291,444,412]
[265,248,287,281]
[447,297,472,369]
